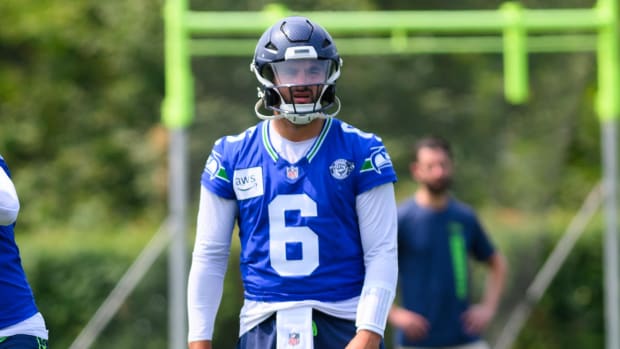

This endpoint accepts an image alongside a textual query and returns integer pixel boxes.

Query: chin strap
[254,96,341,125]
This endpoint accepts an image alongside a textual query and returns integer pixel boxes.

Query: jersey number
[268,194,319,276]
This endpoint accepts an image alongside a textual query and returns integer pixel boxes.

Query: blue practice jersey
[0,156,39,329]
[201,118,397,302]
[395,198,495,347]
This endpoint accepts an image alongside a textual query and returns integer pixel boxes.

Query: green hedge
[19,213,607,349]
[512,226,604,349]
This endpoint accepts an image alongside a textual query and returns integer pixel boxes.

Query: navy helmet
[251,16,343,124]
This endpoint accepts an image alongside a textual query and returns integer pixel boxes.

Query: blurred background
[0,0,609,348]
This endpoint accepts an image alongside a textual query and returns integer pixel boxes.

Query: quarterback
[187,16,398,349]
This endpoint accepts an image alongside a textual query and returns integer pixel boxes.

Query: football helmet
[251,16,343,124]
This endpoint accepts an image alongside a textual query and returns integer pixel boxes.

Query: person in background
[0,155,49,349]
[389,136,507,349]
[186,16,398,349]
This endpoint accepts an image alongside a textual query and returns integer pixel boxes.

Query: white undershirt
[0,313,48,339]
[187,131,398,342]
[268,121,316,163]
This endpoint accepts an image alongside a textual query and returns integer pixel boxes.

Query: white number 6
[268,194,319,276]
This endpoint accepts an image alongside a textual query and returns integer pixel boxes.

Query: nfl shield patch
[288,332,300,346]
[286,166,299,180]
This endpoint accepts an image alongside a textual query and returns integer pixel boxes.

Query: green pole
[597,0,620,119]
[184,8,602,35]
[188,34,597,57]
[163,1,189,349]
[182,5,603,105]
[596,0,620,348]
[163,0,193,128]
[501,2,529,104]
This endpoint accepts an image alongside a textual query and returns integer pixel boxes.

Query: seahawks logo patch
[360,146,393,174]
[204,152,229,182]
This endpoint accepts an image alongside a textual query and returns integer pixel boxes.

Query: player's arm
[350,183,398,347]
[345,329,383,349]
[187,186,237,347]
[0,165,19,225]
[188,340,212,349]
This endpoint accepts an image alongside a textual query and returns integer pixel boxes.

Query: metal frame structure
[163,2,619,349]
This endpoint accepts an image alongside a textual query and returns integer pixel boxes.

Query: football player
[187,16,398,349]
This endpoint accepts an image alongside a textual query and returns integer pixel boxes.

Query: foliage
[30,251,134,348]
[0,0,611,347]
[509,217,605,349]
[18,208,608,348]
[0,0,166,231]
[0,0,604,231]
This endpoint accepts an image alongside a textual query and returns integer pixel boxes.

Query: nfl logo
[288,332,300,346]
[286,166,299,180]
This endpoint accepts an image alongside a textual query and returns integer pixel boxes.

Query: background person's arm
[463,252,508,334]
[388,305,430,340]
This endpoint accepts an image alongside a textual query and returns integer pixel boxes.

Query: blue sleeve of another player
[200,139,236,200]
[355,137,397,194]
[0,156,10,177]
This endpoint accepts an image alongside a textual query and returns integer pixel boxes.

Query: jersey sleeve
[200,126,260,200]
[469,213,495,262]
[342,123,397,195]
[200,138,236,200]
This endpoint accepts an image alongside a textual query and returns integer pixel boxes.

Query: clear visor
[269,59,333,86]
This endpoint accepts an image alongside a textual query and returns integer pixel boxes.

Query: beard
[425,177,452,196]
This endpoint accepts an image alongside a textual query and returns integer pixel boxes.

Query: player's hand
[345,329,382,349]
[188,340,212,349]
[389,307,429,340]
[462,303,494,334]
